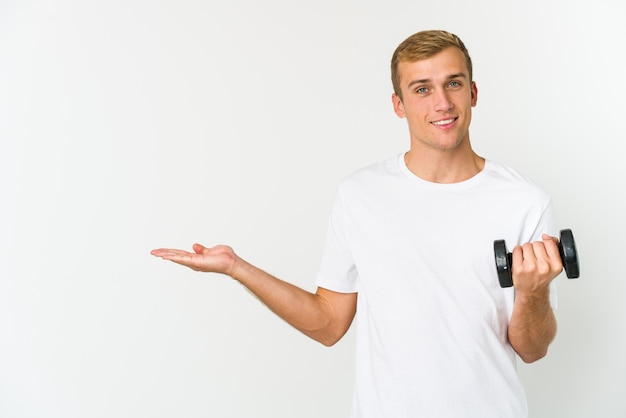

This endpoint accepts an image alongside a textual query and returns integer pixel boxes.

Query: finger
[511,244,532,272]
[541,233,558,244]
[542,236,563,273]
[158,250,205,268]
[530,241,552,273]
[541,235,561,261]
[513,242,541,276]
[151,248,193,258]
[154,256,201,272]
[520,242,537,262]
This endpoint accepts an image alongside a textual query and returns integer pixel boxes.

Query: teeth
[432,118,455,125]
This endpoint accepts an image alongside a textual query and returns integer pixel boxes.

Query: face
[392,47,478,152]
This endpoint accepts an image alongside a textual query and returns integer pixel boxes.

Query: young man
[152,30,562,417]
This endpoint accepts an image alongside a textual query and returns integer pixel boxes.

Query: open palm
[151,244,237,275]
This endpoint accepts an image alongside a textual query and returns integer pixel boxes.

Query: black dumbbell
[493,229,580,288]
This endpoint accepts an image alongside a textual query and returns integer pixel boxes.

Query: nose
[433,89,454,112]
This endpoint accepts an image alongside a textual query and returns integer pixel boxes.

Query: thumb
[542,233,558,244]
[192,243,208,254]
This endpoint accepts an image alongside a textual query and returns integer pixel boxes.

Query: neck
[404,144,485,184]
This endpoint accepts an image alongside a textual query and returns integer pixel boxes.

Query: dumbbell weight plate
[494,239,513,288]
[559,229,580,279]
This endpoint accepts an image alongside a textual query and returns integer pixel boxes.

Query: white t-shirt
[316,153,557,418]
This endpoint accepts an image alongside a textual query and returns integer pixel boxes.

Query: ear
[392,93,406,118]
[470,81,478,107]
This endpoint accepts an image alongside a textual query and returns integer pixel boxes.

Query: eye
[415,86,429,94]
[448,80,461,88]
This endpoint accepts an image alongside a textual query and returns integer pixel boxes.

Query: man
[152,30,562,417]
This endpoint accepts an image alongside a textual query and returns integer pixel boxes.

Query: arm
[507,234,560,363]
[151,244,357,346]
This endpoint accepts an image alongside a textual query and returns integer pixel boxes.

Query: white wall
[1,0,624,417]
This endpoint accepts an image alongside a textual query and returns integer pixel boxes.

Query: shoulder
[481,160,552,201]
[339,153,403,190]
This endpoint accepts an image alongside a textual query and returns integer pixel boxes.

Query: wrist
[514,286,550,306]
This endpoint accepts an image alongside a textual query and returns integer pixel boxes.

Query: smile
[431,118,457,126]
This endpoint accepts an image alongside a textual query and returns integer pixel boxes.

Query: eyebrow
[407,73,467,88]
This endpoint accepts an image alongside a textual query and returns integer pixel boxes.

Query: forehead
[397,47,469,87]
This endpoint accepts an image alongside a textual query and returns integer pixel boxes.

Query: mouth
[431,117,457,126]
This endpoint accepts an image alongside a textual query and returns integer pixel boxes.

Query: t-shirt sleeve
[315,188,359,293]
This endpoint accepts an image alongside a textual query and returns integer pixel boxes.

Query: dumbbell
[493,229,580,288]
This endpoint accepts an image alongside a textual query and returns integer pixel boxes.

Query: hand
[511,234,563,294]
[151,244,237,275]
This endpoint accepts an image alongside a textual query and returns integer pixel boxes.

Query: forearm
[228,256,343,345]
[151,244,354,345]
[508,288,557,363]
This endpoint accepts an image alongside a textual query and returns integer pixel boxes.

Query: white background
[1,0,624,417]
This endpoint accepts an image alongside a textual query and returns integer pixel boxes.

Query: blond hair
[391,30,473,99]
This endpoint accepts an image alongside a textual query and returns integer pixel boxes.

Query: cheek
[403,100,427,116]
